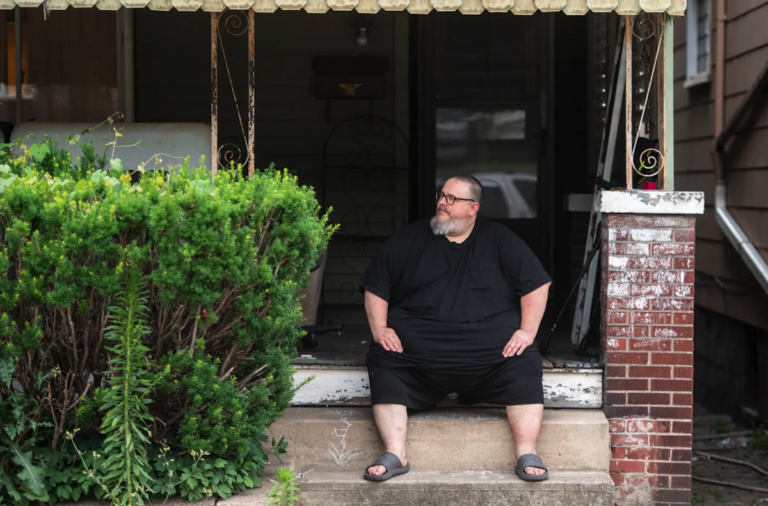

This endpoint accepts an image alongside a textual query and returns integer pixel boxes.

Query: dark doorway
[413,12,552,269]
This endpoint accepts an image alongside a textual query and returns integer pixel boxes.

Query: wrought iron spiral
[632,147,664,178]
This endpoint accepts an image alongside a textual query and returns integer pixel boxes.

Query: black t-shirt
[360,218,551,371]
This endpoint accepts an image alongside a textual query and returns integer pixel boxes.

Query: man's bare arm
[502,282,551,357]
[364,291,403,353]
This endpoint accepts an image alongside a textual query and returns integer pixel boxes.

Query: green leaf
[110,158,123,172]
[0,356,14,386]
[243,476,254,488]
[28,143,50,162]
[7,440,46,495]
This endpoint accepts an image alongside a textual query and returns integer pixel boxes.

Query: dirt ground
[691,405,768,505]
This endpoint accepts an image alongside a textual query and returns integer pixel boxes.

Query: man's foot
[524,465,546,476]
[515,454,549,482]
[367,450,407,476]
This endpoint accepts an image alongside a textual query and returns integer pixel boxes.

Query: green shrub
[0,137,333,504]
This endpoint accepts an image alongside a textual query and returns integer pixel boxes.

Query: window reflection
[435,108,537,220]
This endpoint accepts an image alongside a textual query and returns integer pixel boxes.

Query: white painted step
[291,365,603,408]
[220,469,615,506]
[266,408,610,473]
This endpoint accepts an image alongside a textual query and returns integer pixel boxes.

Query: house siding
[674,1,768,332]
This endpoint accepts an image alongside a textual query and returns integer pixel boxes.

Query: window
[685,0,711,88]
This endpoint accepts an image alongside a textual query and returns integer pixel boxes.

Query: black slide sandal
[363,452,411,482]
[515,453,549,482]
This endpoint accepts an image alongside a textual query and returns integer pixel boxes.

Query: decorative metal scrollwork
[629,14,659,41]
[632,148,665,178]
[218,143,246,170]
[221,10,248,36]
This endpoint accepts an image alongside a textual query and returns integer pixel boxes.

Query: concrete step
[266,407,610,473]
[291,365,604,408]
[220,469,615,506]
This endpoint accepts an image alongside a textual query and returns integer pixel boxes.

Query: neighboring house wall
[674,0,768,419]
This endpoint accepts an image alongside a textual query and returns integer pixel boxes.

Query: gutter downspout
[712,0,768,297]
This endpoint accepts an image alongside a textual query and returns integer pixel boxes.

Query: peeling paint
[599,190,705,215]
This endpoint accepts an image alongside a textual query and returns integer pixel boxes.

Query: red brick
[631,312,672,324]
[653,216,695,228]
[612,446,626,459]
[605,405,650,418]
[653,298,695,311]
[651,379,693,392]
[610,419,627,432]
[607,378,650,391]
[652,489,691,503]
[652,243,695,256]
[608,325,650,338]
[605,352,649,364]
[673,312,694,325]
[670,475,692,488]
[630,338,672,351]
[672,421,693,433]
[648,462,691,474]
[606,338,628,350]
[673,339,694,352]
[612,434,650,446]
[627,392,671,404]
[625,474,652,487]
[627,419,664,433]
[649,475,670,488]
[671,449,692,462]
[607,215,654,227]
[631,284,674,297]
[673,229,695,242]
[610,243,651,255]
[651,434,693,447]
[674,257,695,269]
[673,366,694,379]
[607,311,629,323]
[673,393,694,405]
[606,365,627,378]
[650,406,693,419]
[610,460,647,473]
[652,326,694,338]
[606,392,627,405]
[609,271,649,283]
[607,297,654,310]
[626,447,671,460]
[628,257,673,270]
[651,353,694,365]
[610,472,625,486]
[650,270,687,284]
[629,366,672,378]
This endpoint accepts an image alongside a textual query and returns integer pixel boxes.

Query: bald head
[447,175,483,205]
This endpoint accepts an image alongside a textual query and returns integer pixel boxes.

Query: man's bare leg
[367,404,408,476]
[506,403,546,476]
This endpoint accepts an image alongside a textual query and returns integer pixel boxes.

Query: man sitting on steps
[360,175,552,483]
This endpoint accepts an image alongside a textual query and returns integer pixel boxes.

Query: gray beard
[430,214,462,236]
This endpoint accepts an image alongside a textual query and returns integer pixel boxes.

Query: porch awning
[3,0,685,15]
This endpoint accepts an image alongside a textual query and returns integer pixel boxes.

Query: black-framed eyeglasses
[436,191,475,206]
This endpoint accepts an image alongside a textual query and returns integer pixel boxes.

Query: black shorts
[368,345,544,410]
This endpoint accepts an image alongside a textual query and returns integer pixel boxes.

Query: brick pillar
[601,214,695,506]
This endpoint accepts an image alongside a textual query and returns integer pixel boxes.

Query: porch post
[662,16,674,190]
[211,12,219,178]
[624,15,633,189]
[247,9,255,178]
[600,192,704,506]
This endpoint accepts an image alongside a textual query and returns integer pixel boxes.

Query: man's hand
[373,327,403,353]
[502,329,536,357]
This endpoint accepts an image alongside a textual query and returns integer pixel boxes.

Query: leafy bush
[0,137,333,504]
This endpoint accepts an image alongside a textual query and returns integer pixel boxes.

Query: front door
[414,13,551,266]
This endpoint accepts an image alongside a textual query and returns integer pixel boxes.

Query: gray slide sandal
[363,452,411,482]
[515,453,549,482]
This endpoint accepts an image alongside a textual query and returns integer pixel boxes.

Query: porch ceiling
[3,0,685,15]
